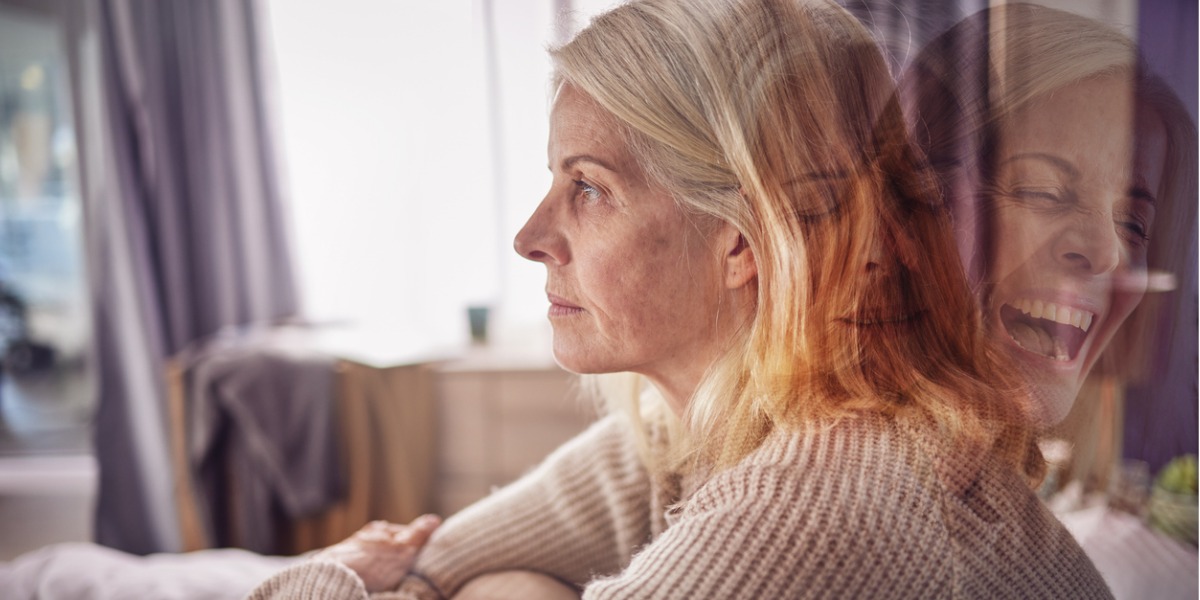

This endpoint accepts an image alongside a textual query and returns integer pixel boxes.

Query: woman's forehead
[548,86,635,168]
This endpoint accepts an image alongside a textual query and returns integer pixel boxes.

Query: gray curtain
[840,0,986,73]
[58,0,298,553]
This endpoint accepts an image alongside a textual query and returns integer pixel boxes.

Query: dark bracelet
[402,570,446,600]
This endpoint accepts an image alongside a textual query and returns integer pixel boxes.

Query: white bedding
[0,542,300,600]
[4,505,1194,599]
[1057,505,1198,600]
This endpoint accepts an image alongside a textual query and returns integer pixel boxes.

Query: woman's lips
[1007,298,1094,331]
[838,309,925,327]
[997,297,1097,363]
[547,293,584,317]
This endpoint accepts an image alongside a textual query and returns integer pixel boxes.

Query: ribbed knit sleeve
[394,414,656,598]
[246,559,367,599]
[246,415,657,600]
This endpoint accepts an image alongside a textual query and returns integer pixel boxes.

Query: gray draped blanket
[180,329,340,553]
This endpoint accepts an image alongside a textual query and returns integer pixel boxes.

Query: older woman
[900,3,1197,427]
[251,0,1109,598]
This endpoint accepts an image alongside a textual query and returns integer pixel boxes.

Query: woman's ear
[718,222,756,289]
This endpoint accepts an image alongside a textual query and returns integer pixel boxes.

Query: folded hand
[314,514,442,593]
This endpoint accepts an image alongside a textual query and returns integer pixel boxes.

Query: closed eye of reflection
[980,177,1073,212]
[1124,176,1158,244]
[785,171,848,222]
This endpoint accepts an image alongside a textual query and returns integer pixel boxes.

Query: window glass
[0,4,93,453]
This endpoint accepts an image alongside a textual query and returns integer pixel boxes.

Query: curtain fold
[839,0,980,72]
[60,0,298,553]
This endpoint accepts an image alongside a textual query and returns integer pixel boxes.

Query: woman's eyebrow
[1000,152,1081,178]
[555,154,620,173]
[786,170,848,184]
[1129,178,1158,205]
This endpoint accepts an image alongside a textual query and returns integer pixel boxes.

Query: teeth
[1009,319,1062,359]
[1010,299,1095,333]
[1053,336,1069,361]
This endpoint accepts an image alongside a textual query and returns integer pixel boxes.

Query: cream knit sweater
[248,414,1112,599]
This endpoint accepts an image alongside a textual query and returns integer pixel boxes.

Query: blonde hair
[556,0,1038,478]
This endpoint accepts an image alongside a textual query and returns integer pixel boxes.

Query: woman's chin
[551,355,588,374]
[988,321,1084,427]
[550,340,604,375]
[550,347,577,373]
[1025,379,1077,429]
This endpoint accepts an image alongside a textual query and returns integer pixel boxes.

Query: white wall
[267,0,571,355]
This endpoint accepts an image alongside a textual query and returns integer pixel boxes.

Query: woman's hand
[314,514,442,593]
[454,571,581,600]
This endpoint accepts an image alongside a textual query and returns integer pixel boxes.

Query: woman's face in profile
[984,74,1167,424]
[514,84,732,397]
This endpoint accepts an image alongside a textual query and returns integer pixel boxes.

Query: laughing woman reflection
[902,3,1197,426]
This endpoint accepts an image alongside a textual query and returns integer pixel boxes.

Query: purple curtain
[1123,0,1198,472]
[59,0,299,553]
[839,0,983,73]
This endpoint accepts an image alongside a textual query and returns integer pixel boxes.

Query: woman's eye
[1010,188,1063,203]
[795,197,840,223]
[1116,216,1151,247]
[1121,186,1156,248]
[574,180,603,203]
[788,179,844,223]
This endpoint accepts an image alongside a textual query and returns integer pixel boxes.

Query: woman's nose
[863,232,893,274]
[1052,214,1121,275]
[513,194,568,265]
[862,216,916,277]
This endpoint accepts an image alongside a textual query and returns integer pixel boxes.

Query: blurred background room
[0,0,1193,597]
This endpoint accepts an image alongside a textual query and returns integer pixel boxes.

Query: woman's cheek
[992,208,1054,272]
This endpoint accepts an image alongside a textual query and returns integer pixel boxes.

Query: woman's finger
[391,514,441,545]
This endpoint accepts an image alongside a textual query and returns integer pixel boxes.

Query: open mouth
[999,299,1093,362]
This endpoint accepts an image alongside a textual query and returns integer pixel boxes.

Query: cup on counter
[467,305,491,345]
